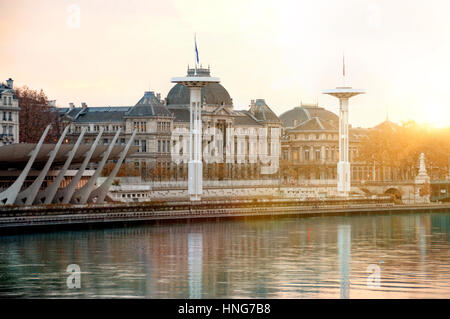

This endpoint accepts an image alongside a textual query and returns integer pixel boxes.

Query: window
[2,125,6,134]
[3,97,6,105]
[2,112,5,121]
[141,140,147,153]
[120,138,125,145]
[140,121,147,132]
[8,112,12,121]
[162,140,166,153]
[103,138,108,145]
[305,150,310,161]
[158,140,161,152]
[315,150,321,161]
[167,140,170,153]
[8,126,13,136]
[8,97,11,105]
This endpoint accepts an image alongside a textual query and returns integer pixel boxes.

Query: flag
[195,35,199,65]
[343,54,345,77]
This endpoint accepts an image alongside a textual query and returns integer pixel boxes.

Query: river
[0,211,449,298]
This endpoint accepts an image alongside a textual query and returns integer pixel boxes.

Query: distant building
[60,67,282,181]
[279,103,415,184]
[0,78,20,145]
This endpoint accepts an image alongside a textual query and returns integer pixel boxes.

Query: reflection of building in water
[338,224,351,299]
[188,233,203,298]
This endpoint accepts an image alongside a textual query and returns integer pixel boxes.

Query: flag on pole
[195,34,199,65]
[343,54,345,77]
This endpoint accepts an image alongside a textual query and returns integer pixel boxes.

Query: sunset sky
[1,0,450,128]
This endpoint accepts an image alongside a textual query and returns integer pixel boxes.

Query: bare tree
[15,86,63,143]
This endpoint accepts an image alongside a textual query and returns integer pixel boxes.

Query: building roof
[233,111,262,126]
[168,106,190,123]
[64,107,130,123]
[61,92,173,123]
[374,119,400,131]
[125,91,172,118]
[248,99,281,124]
[279,104,338,128]
[166,68,232,107]
[290,117,337,131]
[0,82,17,99]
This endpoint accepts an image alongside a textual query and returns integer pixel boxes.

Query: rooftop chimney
[6,78,13,89]
[81,102,87,110]
[157,93,161,102]
[69,102,75,109]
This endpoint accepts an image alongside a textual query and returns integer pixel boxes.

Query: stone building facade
[61,67,282,181]
[0,78,20,145]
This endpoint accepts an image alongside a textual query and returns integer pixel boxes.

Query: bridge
[431,180,450,202]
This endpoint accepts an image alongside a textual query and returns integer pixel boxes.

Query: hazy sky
[1,0,450,127]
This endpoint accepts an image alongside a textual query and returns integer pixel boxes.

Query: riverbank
[0,197,449,233]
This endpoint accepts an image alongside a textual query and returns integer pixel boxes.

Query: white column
[337,97,350,196]
[188,87,202,201]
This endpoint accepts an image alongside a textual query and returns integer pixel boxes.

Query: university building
[60,67,282,181]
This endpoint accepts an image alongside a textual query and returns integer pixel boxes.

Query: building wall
[0,80,20,145]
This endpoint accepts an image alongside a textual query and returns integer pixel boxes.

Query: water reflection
[0,212,449,298]
[188,233,202,299]
[338,225,351,299]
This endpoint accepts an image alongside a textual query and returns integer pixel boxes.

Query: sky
[1,0,450,128]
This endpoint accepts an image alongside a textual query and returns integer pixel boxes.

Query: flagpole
[194,33,198,76]
[342,52,345,87]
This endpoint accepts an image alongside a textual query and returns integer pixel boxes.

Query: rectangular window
[2,125,6,134]
[167,140,170,153]
[8,126,13,136]
[120,138,125,145]
[158,140,161,153]
[162,140,166,153]
[103,138,108,145]
[8,97,11,105]
[141,140,147,153]
[3,97,6,105]
[2,112,5,121]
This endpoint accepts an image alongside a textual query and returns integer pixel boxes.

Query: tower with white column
[323,82,364,196]
[171,73,220,201]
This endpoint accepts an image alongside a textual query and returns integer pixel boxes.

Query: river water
[0,211,449,298]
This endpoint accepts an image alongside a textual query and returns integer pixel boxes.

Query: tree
[357,121,450,181]
[15,86,63,143]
